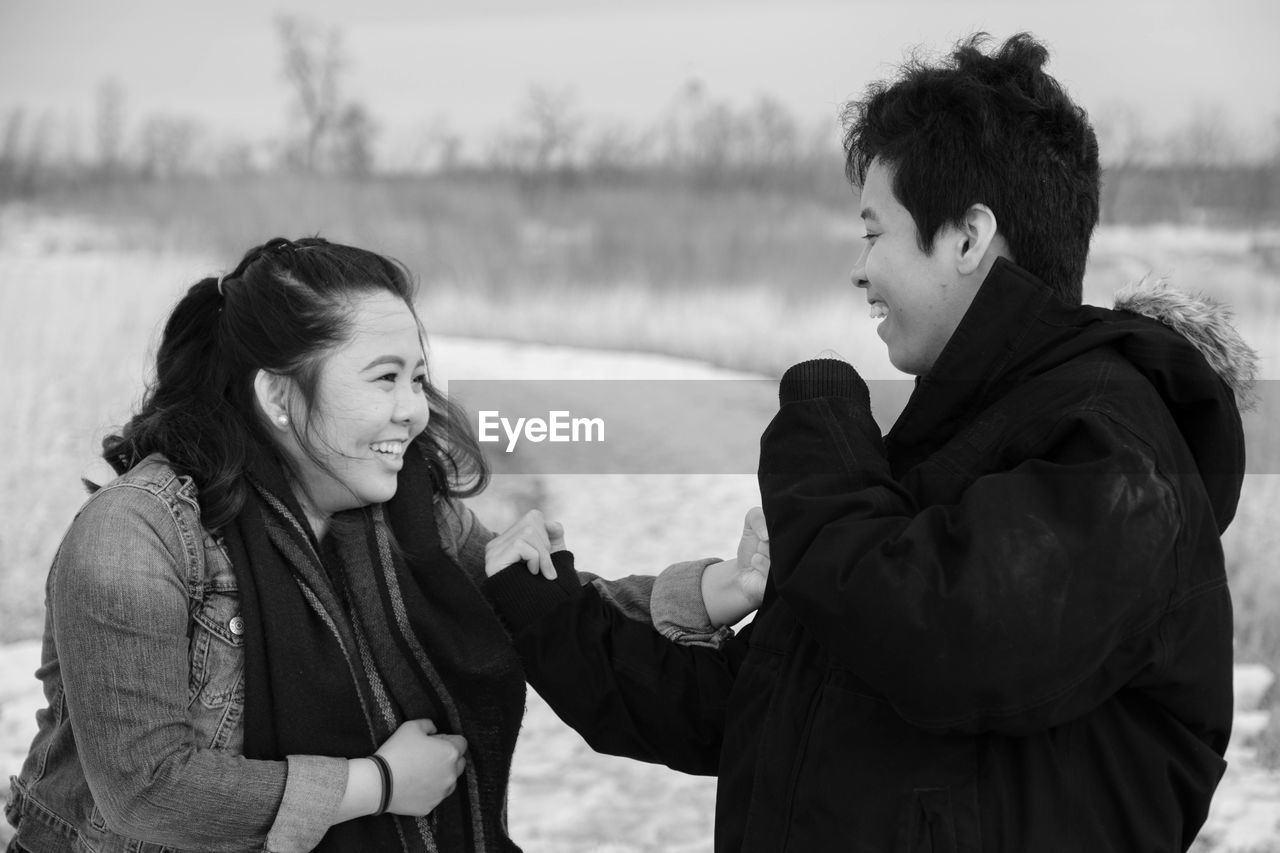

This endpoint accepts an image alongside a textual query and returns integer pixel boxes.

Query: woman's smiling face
[280,290,432,524]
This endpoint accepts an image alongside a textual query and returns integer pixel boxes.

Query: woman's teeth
[370,441,405,456]
[869,303,888,320]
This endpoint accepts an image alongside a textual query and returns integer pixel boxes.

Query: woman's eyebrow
[361,355,426,371]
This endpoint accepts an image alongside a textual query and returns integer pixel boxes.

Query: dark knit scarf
[222,442,525,852]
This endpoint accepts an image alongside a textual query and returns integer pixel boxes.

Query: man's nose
[850,244,869,289]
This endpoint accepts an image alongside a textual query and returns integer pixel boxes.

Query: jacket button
[229,616,245,636]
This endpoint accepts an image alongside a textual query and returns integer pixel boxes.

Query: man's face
[851,159,981,376]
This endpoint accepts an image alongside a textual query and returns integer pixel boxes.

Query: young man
[484,33,1255,851]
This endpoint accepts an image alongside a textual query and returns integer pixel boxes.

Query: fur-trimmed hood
[909,258,1253,531]
[1067,275,1255,530]
[1113,278,1258,412]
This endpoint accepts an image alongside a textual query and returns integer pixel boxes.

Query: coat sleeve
[485,552,742,775]
[441,496,731,646]
[50,485,344,853]
[761,362,1183,735]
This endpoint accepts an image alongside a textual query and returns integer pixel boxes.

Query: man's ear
[955,203,1000,276]
[253,369,294,433]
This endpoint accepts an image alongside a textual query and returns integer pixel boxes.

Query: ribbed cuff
[484,551,581,635]
[779,358,870,407]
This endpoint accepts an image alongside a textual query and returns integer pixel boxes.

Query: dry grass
[0,221,210,639]
[3,189,1278,704]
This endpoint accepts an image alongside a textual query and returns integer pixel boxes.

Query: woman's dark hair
[102,236,488,529]
[842,32,1100,304]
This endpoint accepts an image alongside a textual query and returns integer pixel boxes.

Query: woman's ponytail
[101,275,257,529]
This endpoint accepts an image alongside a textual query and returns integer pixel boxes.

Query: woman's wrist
[334,757,382,824]
[701,558,753,627]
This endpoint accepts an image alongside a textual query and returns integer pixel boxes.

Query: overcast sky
[2,0,1277,166]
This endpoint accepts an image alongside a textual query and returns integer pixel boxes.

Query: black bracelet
[370,753,393,817]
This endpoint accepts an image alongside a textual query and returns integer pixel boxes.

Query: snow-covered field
[0,334,1276,851]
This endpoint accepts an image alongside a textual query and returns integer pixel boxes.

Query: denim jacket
[6,455,723,853]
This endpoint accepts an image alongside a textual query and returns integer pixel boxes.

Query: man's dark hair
[843,32,1099,304]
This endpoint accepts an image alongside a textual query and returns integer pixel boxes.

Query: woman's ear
[253,370,294,433]
[956,203,1000,276]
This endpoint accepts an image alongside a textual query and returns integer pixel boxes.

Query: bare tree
[332,103,377,175]
[1093,101,1152,169]
[1093,101,1155,223]
[685,99,740,187]
[94,78,127,176]
[484,130,523,173]
[521,86,583,173]
[583,122,652,175]
[137,114,202,178]
[12,112,57,193]
[657,81,803,187]
[1170,104,1240,223]
[485,87,585,179]
[0,108,28,193]
[214,138,261,176]
[1170,104,1237,167]
[414,116,463,173]
[749,95,800,169]
[276,15,344,171]
[657,77,707,166]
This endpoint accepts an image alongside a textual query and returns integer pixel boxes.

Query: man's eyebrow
[361,355,426,371]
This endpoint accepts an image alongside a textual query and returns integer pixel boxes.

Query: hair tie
[216,274,227,297]
[370,753,393,816]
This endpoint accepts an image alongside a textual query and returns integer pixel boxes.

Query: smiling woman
[1,236,752,853]
[258,290,435,537]
[2,237,513,852]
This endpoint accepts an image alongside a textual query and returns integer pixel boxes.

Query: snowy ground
[1,334,1277,850]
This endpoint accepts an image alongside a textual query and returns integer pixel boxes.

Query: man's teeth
[370,441,405,456]
[869,303,888,320]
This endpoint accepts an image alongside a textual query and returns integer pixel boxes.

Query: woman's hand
[734,506,770,606]
[701,507,771,627]
[334,718,468,824]
[377,719,469,817]
[484,509,566,579]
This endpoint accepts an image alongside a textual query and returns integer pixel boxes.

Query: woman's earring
[276,414,289,426]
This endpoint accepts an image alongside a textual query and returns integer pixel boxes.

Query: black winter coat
[487,258,1251,852]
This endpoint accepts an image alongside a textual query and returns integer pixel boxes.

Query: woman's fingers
[546,520,566,552]
[511,538,547,576]
[484,509,560,579]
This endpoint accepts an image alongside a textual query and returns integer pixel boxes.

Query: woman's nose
[395,384,431,427]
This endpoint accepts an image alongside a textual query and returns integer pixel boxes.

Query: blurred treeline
[2,16,1278,238]
[4,88,1278,227]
